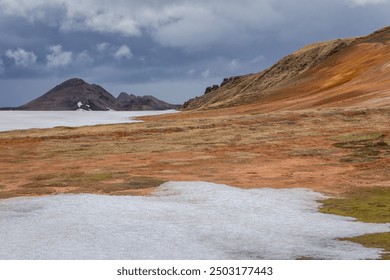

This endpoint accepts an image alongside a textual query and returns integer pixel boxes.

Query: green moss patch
[25,172,115,188]
[71,176,165,196]
[330,132,384,142]
[343,233,390,260]
[319,187,390,259]
[330,132,389,162]
[113,177,165,190]
[320,188,390,223]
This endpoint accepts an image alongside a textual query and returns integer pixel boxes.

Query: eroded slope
[182,26,390,111]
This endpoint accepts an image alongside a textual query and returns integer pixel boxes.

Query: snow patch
[77,101,83,108]
[0,181,388,260]
[0,110,178,131]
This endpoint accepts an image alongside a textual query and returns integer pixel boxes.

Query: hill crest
[182,26,390,111]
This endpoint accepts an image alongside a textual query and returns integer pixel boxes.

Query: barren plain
[0,105,389,199]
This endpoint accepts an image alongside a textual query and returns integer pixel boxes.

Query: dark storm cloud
[0,0,389,106]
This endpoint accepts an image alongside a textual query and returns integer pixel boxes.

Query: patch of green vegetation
[26,172,114,188]
[319,188,390,259]
[342,233,390,260]
[117,177,165,190]
[334,140,388,149]
[72,176,165,195]
[32,174,59,181]
[83,173,114,182]
[15,187,56,196]
[84,177,165,195]
[330,132,384,142]
[331,132,389,162]
[21,173,165,197]
[291,148,329,157]
[340,144,386,162]
[320,188,390,223]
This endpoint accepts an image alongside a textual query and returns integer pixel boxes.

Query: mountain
[18,78,120,111]
[182,26,390,111]
[117,92,178,110]
[14,78,178,111]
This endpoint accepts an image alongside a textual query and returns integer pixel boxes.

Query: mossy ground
[344,233,390,260]
[330,132,389,162]
[319,188,390,259]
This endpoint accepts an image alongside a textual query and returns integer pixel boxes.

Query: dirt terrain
[1,26,389,199]
[0,105,389,199]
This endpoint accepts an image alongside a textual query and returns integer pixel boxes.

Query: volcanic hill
[16,78,178,111]
[182,26,390,112]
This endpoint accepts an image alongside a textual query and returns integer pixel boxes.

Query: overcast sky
[0,0,389,107]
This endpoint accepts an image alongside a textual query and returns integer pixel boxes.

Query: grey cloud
[0,59,4,74]
[1,0,390,107]
[96,42,111,53]
[95,42,133,60]
[1,0,389,52]
[151,0,283,50]
[46,45,73,68]
[76,51,93,65]
[113,45,133,60]
[0,0,282,49]
[347,0,389,5]
[5,48,37,67]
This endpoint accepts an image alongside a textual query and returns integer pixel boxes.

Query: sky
[0,0,389,107]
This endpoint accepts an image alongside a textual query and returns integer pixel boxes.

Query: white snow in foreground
[0,110,177,132]
[0,181,388,260]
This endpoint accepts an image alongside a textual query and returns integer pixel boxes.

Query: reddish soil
[0,106,389,199]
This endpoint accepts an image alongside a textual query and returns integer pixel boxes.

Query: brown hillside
[182,26,390,111]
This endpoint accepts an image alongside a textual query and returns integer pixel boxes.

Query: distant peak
[59,78,87,87]
[117,92,138,101]
[118,92,129,97]
[117,92,129,100]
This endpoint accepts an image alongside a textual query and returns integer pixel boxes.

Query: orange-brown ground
[0,106,389,199]
[2,28,389,200]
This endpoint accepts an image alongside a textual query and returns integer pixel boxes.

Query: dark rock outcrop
[204,85,219,94]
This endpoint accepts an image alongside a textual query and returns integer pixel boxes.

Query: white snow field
[0,181,388,260]
[0,110,177,132]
